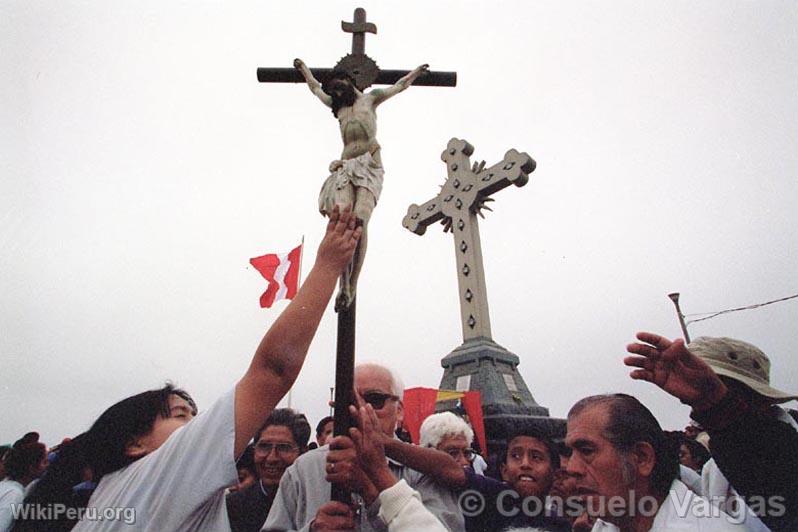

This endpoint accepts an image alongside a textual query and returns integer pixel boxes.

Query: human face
[133,394,195,455]
[565,404,636,516]
[317,420,334,447]
[501,436,554,498]
[355,366,402,437]
[437,434,473,468]
[254,425,300,488]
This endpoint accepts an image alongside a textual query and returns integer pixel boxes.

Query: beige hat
[688,336,798,403]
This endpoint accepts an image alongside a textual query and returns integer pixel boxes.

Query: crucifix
[403,138,536,342]
[256,8,456,504]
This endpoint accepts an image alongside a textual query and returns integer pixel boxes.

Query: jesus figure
[294,58,429,309]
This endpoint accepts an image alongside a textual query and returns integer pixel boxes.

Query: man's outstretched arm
[234,208,361,456]
[371,64,429,106]
[294,58,332,108]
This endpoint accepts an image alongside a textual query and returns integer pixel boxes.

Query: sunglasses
[361,391,399,409]
[254,442,298,456]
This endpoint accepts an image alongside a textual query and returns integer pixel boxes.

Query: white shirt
[0,479,25,532]
[72,388,237,531]
[377,479,447,531]
[471,454,488,476]
[591,479,749,531]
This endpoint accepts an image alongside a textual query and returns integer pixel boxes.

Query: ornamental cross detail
[403,138,536,342]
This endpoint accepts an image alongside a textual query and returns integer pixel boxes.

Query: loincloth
[318,151,384,216]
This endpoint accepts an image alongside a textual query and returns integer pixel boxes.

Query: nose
[566,452,585,477]
[265,447,281,462]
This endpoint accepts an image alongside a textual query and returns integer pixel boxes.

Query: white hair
[419,411,473,449]
[355,362,404,398]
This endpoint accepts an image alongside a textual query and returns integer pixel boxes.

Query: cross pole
[256,8,456,90]
[403,138,536,342]
[256,8,457,506]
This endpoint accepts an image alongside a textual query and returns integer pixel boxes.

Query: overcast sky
[2,1,797,446]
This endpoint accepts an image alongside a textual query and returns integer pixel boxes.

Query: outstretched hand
[316,206,362,274]
[348,397,397,494]
[624,332,728,411]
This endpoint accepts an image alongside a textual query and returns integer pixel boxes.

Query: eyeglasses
[444,448,476,461]
[254,442,298,456]
[361,391,399,410]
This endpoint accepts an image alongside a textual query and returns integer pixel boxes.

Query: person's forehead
[258,425,295,444]
[168,394,193,412]
[355,366,393,393]
[507,435,548,452]
[322,421,334,432]
[439,434,468,448]
[566,404,610,446]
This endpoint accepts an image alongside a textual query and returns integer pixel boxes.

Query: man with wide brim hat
[687,336,798,404]
[625,332,798,532]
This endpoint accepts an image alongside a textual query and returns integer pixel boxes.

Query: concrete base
[436,337,565,455]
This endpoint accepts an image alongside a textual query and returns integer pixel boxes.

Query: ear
[124,438,149,459]
[395,400,404,425]
[500,462,509,482]
[631,441,656,478]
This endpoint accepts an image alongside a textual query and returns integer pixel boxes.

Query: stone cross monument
[403,138,562,450]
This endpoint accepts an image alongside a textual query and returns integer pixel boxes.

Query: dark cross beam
[403,138,536,342]
[256,8,456,88]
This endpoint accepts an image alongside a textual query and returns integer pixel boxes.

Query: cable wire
[685,293,798,325]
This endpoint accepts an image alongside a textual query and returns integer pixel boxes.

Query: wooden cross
[255,8,458,506]
[403,138,536,342]
[256,8,456,90]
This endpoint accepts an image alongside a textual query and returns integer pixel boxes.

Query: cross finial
[341,8,377,55]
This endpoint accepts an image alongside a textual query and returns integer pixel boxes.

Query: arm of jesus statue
[294,58,332,108]
[370,63,429,106]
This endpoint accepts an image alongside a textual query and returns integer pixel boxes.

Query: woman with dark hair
[0,434,47,531]
[17,209,360,532]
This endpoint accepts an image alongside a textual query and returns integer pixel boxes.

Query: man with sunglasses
[263,363,464,531]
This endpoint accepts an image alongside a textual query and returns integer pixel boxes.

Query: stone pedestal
[436,337,565,455]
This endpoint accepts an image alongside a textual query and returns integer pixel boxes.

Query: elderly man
[626,333,798,531]
[565,393,746,531]
[420,412,476,469]
[263,363,463,531]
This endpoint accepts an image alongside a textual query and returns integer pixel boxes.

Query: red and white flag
[249,243,302,308]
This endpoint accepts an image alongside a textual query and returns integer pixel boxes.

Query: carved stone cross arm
[403,138,536,342]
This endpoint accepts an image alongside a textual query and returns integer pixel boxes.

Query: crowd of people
[1,210,796,531]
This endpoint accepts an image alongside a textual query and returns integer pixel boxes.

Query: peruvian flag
[249,244,302,308]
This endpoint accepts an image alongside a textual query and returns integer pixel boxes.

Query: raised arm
[234,208,361,456]
[294,58,332,108]
[370,63,429,106]
[383,438,467,489]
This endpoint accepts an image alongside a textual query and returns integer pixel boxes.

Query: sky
[2,1,797,446]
